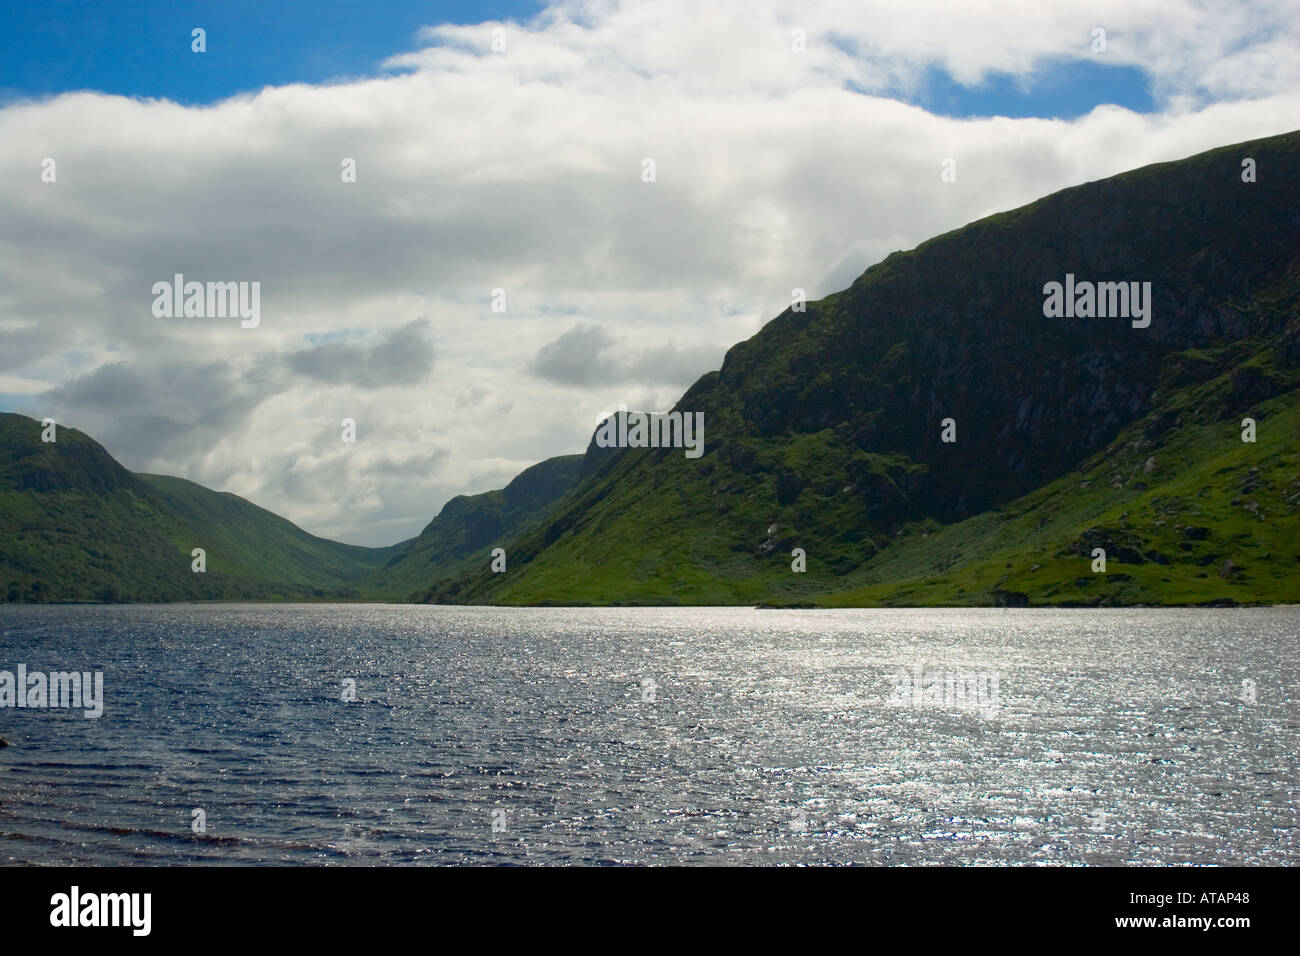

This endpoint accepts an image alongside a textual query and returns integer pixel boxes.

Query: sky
[1,0,1297,546]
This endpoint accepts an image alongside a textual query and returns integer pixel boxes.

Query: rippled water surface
[0,604,1295,865]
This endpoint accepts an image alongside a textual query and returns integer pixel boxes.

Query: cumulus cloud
[529,323,722,387]
[45,357,278,462]
[286,318,435,388]
[2,0,1298,544]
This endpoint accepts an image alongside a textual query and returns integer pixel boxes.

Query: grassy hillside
[816,353,1300,607]
[0,409,584,603]
[139,473,396,592]
[0,412,394,602]
[4,131,1297,607]
[422,130,1300,606]
[363,454,583,600]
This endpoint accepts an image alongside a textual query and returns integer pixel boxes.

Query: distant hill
[361,454,584,600]
[0,410,583,604]
[0,412,393,602]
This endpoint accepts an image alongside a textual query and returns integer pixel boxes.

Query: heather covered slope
[422,130,1300,606]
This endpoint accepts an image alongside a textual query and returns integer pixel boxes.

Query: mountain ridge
[0,411,580,602]
[415,128,1300,606]
[3,129,1298,605]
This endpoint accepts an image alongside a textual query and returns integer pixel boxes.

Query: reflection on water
[0,604,1295,865]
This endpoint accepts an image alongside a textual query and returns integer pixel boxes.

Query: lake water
[0,604,1295,865]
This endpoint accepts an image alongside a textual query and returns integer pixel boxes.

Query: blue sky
[911,61,1152,119]
[1,0,1153,118]
[0,1,544,104]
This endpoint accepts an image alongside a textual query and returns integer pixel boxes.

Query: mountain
[360,454,583,600]
[0,412,394,602]
[416,129,1300,607]
[0,410,584,603]
[5,131,1298,607]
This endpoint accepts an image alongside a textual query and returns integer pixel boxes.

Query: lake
[0,604,1295,865]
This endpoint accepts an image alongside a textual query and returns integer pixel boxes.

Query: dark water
[0,604,1295,865]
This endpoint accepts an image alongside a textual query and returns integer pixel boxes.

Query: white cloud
[1,0,1297,544]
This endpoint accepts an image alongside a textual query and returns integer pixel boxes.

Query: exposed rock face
[702,133,1300,523]
[1218,558,1242,579]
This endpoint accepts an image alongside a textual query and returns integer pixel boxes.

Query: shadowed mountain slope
[418,130,1300,606]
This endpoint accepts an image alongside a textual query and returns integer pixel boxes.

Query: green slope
[816,351,1300,607]
[138,473,398,592]
[422,129,1300,606]
[362,454,584,600]
[5,130,1298,607]
[0,407,585,604]
[0,412,394,602]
